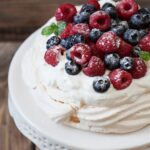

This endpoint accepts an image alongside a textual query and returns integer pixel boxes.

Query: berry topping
[116,0,139,20]
[60,23,74,39]
[117,40,133,57]
[46,36,61,49]
[143,14,150,28]
[65,61,81,75]
[123,29,140,46]
[111,19,118,27]
[66,50,72,60]
[109,69,132,90]
[80,4,97,14]
[55,4,77,22]
[111,25,126,36]
[104,53,120,70]
[93,77,110,93]
[72,23,90,39]
[139,33,150,52]
[120,57,133,71]
[89,11,111,31]
[132,46,141,57]
[87,0,100,10]
[130,58,147,79]
[118,21,129,30]
[70,43,92,65]
[83,56,105,76]
[44,46,64,67]
[102,3,118,19]
[96,31,121,53]
[74,12,90,24]
[89,28,103,42]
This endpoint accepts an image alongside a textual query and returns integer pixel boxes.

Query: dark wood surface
[0,42,40,150]
[0,0,149,41]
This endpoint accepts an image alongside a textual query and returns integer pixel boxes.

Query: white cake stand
[8,29,150,150]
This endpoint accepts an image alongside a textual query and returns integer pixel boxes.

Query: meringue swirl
[22,0,150,133]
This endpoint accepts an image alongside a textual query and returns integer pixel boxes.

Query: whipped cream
[22,0,150,133]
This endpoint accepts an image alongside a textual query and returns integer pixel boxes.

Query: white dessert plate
[8,29,150,150]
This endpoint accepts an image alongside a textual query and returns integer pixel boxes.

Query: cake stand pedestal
[8,30,150,150]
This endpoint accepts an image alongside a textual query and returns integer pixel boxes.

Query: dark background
[0,0,149,41]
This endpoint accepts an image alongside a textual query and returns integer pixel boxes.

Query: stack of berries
[43,0,150,93]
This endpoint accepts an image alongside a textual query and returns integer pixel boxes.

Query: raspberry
[60,23,74,39]
[109,69,132,90]
[72,23,90,39]
[130,58,147,79]
[139,33,150,52]
[89,11,111,31]
[116,0,139,20]
[89,42,104,59]
[96,31,121,53]
[117,40,133,57]
[55,4,77,22]
[70,43,92,65]
[44,46,65,67]
[83,56,105,77]
[87,0,100,10]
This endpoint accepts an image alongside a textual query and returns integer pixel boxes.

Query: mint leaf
[41,21,66,36]
[41,23,58,36]
[139,51,150,61]
[57,21,67,35]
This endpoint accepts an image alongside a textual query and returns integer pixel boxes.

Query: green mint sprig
[139,51,150,61]
[41,21,67,36]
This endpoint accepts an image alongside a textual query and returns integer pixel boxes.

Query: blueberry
[89,28,103,42]
[65,61,81,75]
[118,21,129,30]
[111,19,118,27]
[120,57,133,71]
[138,8,150,14]
[66,50,72,60]
[46,36,61,49]
[132,46,141,57]
[102,3,115,10]
[74,12,90,24]
[129,14,144,29]
[74,34,85,43]
[143,14,150,27]
[111,25,126,36]
[123,29,140,46]
[104,6,118,19]
[60,34,85,49]
[139,29,148,39]
[93,77,110,93]
[104,53,120,70]
[80,4,96,14]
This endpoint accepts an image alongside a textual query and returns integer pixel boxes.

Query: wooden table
[0,42,40,150]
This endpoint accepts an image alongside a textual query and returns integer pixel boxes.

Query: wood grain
[0,42,39,150]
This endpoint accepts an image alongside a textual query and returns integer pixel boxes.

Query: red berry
[44,46,65,67]
[70,43,92,65]
[83,56,105,77]
[72,23,90,39]
[130,58,147,79]
[89,42,104,59]
[116,0,139,20]
[55,4,77,22]
[87,0,100,10]
[89,11,111,31]
[139,34,150,52]
[96,31,121,53]
[117,40,133,57]
[109,69,132,90]
[60,23,74,39]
